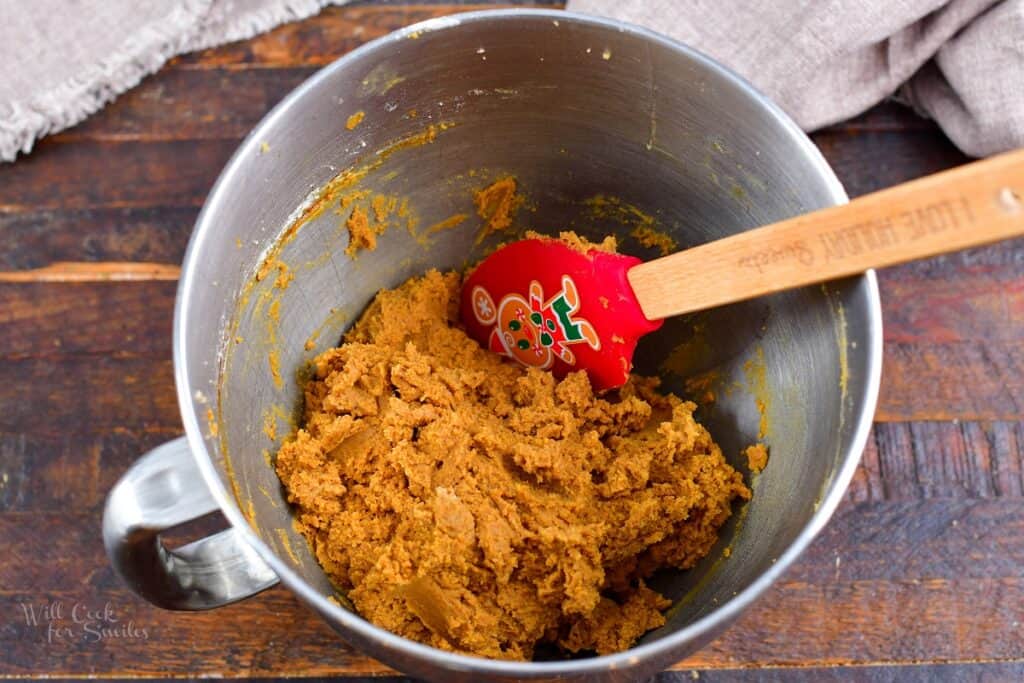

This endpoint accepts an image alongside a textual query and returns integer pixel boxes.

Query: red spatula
[461,149,1024,390]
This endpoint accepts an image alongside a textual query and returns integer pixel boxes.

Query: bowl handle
[102,436,280,610]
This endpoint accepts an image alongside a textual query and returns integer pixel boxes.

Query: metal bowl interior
[175,9,881,682]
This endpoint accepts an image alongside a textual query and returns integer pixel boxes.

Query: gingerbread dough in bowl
[274,267,750,659]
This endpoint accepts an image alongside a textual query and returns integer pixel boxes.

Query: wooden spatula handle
[627,148,1024,321]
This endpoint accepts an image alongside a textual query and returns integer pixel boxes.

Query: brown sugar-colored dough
[527,230,618,255]
[744,443,769,473]
[274,270,750,660]
[474,176,522,239]
[344,206,375,256]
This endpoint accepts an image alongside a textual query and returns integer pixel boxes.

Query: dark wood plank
[872,238,1024,421]
[682,500,1024,669]
[847,422,1024,502]
[0,285,176,531]
[172,3,558,69]
[0,281,173,357]
[0,357,177,437]
[689,577,1024,669]
[659,663,1024,682]
[879,341,1024,421]
[813,127,971,197]
[0,282,175,357]
[0,139,236,211]
[58,68,316,142]
[2,590,388,677]
[817,101,950,134]
[789,499,1024,584]
[0,429,178,514]
[0,207,195,270]
[879,244,1024,345]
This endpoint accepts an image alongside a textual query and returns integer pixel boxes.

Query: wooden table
[2,3,1022,681]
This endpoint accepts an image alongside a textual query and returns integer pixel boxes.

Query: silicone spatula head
[460,237,662,391]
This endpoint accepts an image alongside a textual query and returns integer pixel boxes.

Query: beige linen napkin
[567,0,1024,157]
[0,0,348,162]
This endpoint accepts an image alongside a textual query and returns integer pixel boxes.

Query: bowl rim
[175,7,883,677]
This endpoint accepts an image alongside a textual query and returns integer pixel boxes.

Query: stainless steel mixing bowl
[103,9,882,681]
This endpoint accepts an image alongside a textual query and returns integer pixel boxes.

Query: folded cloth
[567,0,1024,157]
[0,0,348,162]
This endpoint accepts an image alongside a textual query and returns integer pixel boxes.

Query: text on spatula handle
[738,197,980,274]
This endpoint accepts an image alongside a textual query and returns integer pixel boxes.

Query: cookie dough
[344,206,375,256]
[474,176,522,239]
[744,443,769,473]
[274,270,751,660]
